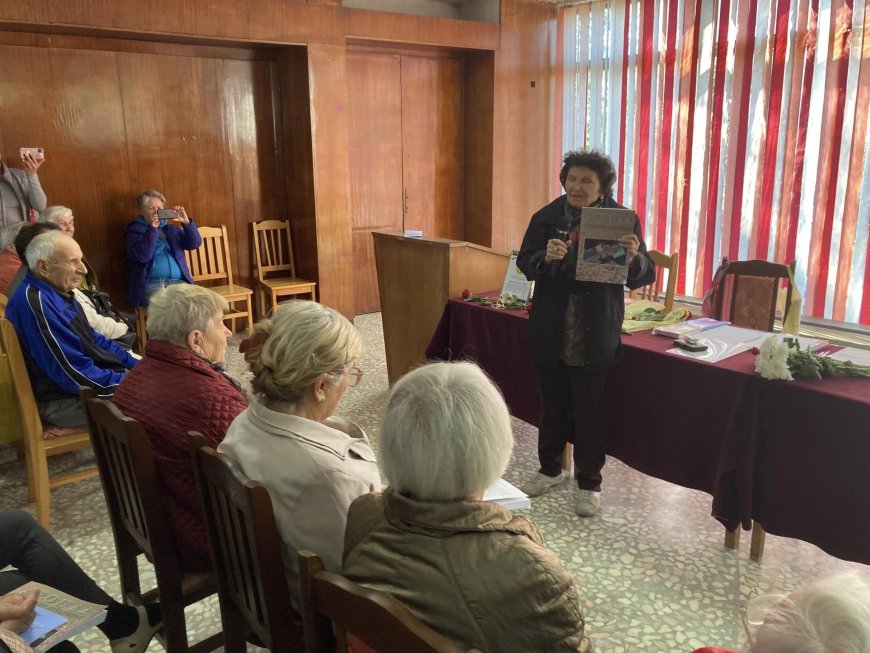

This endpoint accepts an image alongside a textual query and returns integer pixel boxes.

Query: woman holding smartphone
[125,189,202,307]
[0,149,47,227]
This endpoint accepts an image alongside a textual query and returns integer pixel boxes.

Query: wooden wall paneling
[277,47,317,290]
[491,0,558,254]
[0,43,133,305]
[400,54,464,241]
[346,50,404,315]
[344,8,500,51]
[222,58,286,288]
[306,43,354,318]
[462,51,495,247]
[116,52,236,233]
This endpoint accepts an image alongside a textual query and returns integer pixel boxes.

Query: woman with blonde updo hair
[219,300,381,609]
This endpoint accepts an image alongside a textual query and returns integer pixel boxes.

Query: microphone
[551,214,572,278]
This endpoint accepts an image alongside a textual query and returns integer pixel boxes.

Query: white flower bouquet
[754,336,870,381]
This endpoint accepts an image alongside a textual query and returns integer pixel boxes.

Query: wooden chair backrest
[0,317,45,442]
[633,250,679,311]
[298,550,474,653]
[190,435,301,651]
[0,292,7,313]
[81,388,184,598]
[185,225,235,286]
[252,220,297,279]
[716,260,794,332]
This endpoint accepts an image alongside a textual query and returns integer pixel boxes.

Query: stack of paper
[484,478,531,511]
[403,230,423,239]
[652,317,730,338]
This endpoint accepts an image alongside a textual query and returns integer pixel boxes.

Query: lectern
[373,232,510,384]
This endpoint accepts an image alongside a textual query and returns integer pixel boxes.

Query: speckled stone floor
[1,312,866,652]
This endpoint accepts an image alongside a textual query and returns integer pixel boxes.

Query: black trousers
[534,364,607,491]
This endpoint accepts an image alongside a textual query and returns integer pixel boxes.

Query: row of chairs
[80,388,468,652]
[138,219,316,348]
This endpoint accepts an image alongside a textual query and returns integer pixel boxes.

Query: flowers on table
[461,289,530,311]
[754,335,870,381]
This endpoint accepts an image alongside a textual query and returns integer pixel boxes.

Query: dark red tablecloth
[426,295,870,564]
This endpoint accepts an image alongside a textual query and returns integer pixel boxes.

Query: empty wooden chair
[251,220,316,318]
[0,317,97,529]
[298,550,475,653]
[184,225,254,334]
[81,388,223,652]
[190,434,304,652]
[135,307,147,352]
[712,259,795,332]
[629,249,679,312]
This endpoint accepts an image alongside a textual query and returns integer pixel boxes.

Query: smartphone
[674,336,708,353]
[19,147,45,161]
[157,208,176,221]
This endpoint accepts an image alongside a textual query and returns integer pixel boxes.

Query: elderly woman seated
[342,361,593,652]
[113,284,247,573]
[219,300,381,609]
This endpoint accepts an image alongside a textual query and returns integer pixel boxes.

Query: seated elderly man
[39,205,134,347]
[5,231,138,428]
[0,222,26,295]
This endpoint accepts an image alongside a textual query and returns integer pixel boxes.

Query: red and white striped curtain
[559,0,870,325]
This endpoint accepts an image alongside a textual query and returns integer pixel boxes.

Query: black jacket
[517,195,655,370]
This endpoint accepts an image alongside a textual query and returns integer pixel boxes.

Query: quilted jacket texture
[343,489,593,653]
[113,340,247,572]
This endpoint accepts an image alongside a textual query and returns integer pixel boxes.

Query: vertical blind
[560,0,869,325]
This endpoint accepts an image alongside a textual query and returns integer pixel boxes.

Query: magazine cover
[575,207,637,284]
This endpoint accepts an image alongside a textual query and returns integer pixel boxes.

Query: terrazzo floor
[1,312,866,652]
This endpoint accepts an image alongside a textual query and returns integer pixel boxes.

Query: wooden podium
[373,232,510,384]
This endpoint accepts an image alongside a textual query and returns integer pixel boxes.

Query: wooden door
[346,51,405,315]
[347,49,464,315]
[400,55,464,242]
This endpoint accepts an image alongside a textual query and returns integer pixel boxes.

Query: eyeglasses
[347,364,364,388]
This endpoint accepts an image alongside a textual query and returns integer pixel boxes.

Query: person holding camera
[125,189,202,307]
[0,150,47,227]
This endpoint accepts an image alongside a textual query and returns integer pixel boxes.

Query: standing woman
[516,150,654,517]
[0,150,46,227]
[125,189,201,307]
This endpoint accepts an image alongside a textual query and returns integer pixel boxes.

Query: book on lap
[10,582,107,653]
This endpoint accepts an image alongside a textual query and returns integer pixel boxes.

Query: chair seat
[206,284,253,298]
[41,424,89,441]
[180,571,218,601]
[259,277,316,291]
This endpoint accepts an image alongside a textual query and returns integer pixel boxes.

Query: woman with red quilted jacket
[113,284,247,573]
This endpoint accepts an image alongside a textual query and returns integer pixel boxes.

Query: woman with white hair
[113,284,246,573]
[342,361,593,652]
[219,300,381,609]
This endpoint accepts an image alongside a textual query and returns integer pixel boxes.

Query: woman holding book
[516,150,654,517]
[0,510,161,653]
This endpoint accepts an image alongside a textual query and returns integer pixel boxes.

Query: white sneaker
[575,489,601,517]
[520,471,565,497]
[110,604,161,653]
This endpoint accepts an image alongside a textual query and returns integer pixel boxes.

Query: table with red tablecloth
[426,295,870,565]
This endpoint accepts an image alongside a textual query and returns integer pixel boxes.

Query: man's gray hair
[38,205,73,225]
[146,284,229,347]
[25,231,69,271]
[380,361,513,501]
[0,222,27,251]
[751,571,870,653]
[137,189,166,211]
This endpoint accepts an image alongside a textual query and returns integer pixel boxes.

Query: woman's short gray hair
[0,222,27,251]
[751,571,870,653]
[380,361,513,501]
[38,205,73,225]
[244,300,362,405]
[146,284,228,347]
[137,189,166,211]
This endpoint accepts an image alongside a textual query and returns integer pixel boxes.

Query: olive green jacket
[343,489,593,652]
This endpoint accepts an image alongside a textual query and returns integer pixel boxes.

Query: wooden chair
[251,220,316,318]
[629,250,679,312]
[713,259,795,332]
[714,260,794,562]
[81,388,223,652]
[0,317,97,529]
[135,307,147,352]
[0,292,7,312]
[185,225,254,334]
[190,434,304,652]
[298,551,476,653]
